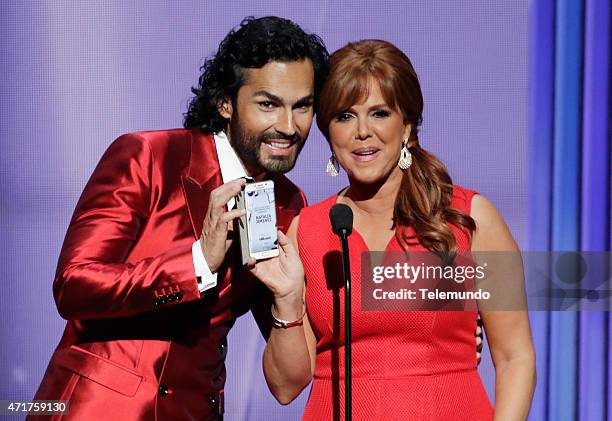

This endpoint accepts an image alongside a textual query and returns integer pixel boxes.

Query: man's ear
[217,98,233,120]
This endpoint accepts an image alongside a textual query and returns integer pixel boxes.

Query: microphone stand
[330,203,353,420]
[339,228,352,421]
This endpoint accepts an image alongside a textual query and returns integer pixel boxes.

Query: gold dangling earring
[398,139,412,170]
[326,153,339,177]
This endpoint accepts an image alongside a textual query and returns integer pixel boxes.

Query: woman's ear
[402,124,412,141]
[217,98,233,120]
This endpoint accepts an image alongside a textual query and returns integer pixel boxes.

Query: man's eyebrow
[252,91,314,107]
[253,91,283,103]
[294,95,314,107]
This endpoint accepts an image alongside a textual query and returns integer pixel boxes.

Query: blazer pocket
[56,346,143,397]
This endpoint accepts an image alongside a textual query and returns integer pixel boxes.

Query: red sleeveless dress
[296,185,493,421]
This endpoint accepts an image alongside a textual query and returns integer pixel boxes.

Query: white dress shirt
[191,131,250,293]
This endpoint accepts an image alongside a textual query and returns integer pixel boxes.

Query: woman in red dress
[251,40,535,420]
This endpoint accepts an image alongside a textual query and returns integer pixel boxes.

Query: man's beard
[229,119,306,174]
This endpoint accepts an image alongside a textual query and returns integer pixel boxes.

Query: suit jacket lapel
[181,129,223,240]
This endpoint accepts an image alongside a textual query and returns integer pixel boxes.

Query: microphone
[330,204,353,237]
[329,203,353,421]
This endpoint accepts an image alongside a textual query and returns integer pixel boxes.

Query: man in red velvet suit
[30,17,329,420]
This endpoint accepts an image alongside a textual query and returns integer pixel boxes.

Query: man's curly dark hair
[184,16,329,133]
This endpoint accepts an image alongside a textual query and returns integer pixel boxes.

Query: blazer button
[154,297,161,307]
[208,394,217,407]
[176,291,184,301]
[160,296,168,305]
[158,384,169,396]
[219,342,226,355]
[167,293,176,302]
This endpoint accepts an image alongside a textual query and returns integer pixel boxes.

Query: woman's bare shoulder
[470,194,518,252]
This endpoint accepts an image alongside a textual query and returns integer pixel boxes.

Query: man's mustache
[258,132,302,144]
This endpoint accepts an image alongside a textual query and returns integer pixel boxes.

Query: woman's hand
[259,216,317,405]
[249,230,305,303]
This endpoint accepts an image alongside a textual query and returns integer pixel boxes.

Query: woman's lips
[351,148,380,162]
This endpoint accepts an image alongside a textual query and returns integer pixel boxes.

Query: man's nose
[275,108,297,137]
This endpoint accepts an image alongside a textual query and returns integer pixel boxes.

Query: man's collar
[213,131,250,183]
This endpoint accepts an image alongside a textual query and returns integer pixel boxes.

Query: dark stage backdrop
[1,1,529,419]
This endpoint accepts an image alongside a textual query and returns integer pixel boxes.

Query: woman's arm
[250,216,318,404]
[471,195,536,421]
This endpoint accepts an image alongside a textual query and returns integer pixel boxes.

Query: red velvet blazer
[30,128,307,420]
